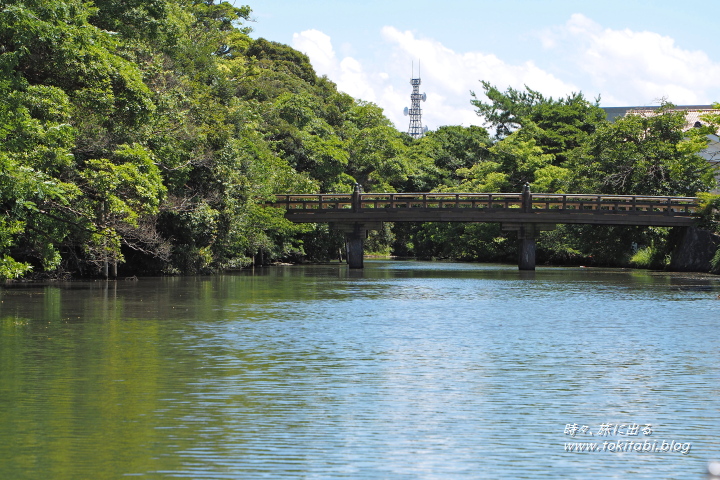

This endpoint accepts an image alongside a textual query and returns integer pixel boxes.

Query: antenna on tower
[404,59,427,139]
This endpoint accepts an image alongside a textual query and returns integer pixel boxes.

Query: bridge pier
[346,227,364,269]
[518,226,536,271]
[518,183,536,270]
[333,221,383,269]
[502,223,556,271]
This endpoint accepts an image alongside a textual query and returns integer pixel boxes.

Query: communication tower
[403,62,427,139]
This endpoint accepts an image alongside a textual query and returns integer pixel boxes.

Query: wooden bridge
[271,185,700,270]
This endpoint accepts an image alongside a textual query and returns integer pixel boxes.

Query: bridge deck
[272,193,699,227]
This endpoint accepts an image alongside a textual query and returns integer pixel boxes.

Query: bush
[630,245,668,269]
[711,247,720,274]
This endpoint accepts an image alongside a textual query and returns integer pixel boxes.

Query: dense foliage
[0,0,717,279]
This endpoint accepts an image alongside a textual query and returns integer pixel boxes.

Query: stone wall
[669,227,720,273]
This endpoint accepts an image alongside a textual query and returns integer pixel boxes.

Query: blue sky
[246,0,720,132]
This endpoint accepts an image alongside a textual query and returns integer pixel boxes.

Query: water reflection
[1,261,719,479]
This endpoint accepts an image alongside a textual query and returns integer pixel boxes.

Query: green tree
[574,103,715,195]
[471,82,605,170]
[348,126,409,191]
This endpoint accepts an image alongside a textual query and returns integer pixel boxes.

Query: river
[1,260,719,479]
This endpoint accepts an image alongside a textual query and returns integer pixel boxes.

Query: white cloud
[291,29,336,77]
[293,27,579,132]
[377,26,579,129]
[293,29,377,102]
[382,27,574,100]
[544,14,720,105]
[293,19,720,131]
[286,13,720,135]
[337,57,377,102]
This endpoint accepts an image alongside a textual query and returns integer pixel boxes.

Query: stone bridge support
[502,223,556,270]
[333,221,383,269]
[500,184,558,270]
[519,225,537,271]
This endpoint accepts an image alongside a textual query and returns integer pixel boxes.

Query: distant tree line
[0,0,717,279]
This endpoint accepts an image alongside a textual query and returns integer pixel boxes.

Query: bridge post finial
[352,183,363,212]
[521,182,531,213]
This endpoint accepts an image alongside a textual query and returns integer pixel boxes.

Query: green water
[1,261,719,479]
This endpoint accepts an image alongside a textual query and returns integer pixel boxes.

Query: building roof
[602,105,719,131]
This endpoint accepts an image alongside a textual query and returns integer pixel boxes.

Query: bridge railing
[271,193,525,210]
[272,193,699,216]
[356,193,524,209]
[527,194,698,215]
[273,194,354,210]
